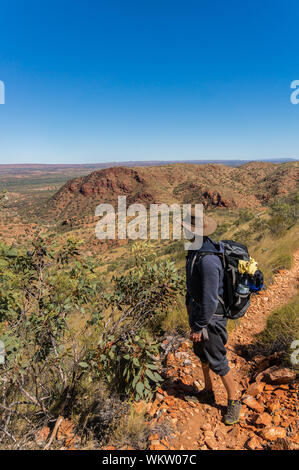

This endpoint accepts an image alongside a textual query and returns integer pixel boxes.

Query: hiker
[183,210,242,425]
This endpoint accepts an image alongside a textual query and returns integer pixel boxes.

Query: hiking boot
[224,399,242,425]
[194,388,216,405]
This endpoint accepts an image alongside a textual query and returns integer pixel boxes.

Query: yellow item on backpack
[238,257,258,276]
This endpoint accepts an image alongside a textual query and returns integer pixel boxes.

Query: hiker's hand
[190,331,202,342]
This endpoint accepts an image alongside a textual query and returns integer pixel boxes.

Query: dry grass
[161,296,190,335]
[251,292,299,366]
[247,224,299,284]
[107,406,150,450]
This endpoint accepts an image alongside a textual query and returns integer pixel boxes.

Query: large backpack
[187,239,264,320]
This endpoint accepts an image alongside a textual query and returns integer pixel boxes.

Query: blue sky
[0,0,299,164]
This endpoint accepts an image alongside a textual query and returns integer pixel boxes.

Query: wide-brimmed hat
[182,207,217,237]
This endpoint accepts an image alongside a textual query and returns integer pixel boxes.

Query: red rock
[240,423,259,432]
[257,366,296,385]
[164,396,175,406]
[246,382,265,397]
[149,400,160,417]
[255,412,272,427]
[166,369,175,378]
[260,427,286,441]
[215,429,226,441]
[65,436,80,447]
[161,438,169,447]
[226,426,248,449]
[165,354,175,366]
[180,341,191,350]
[35,427,50,445]
[228,426,240,440]
[280,416,296,427]
[254,355,271,372]
[181,375,194,386]
[273,389,286,398]
[289,442,299,450]
[272,414,281,426]
[134,400,151,414]
[243,395,264,413]
[264,384,276,391]
[246,435,263,450]
[204,431,218,450]
[267,400,281,413]
[150,443,167,450]
[201,423,212,431]
[57,418,75,441]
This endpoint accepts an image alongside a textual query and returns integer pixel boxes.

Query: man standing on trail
[183,210,242,425]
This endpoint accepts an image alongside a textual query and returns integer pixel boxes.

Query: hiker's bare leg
[201,362,213,391]
[220,369,239,400]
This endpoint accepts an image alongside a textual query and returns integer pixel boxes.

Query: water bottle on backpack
[237,275,250,295]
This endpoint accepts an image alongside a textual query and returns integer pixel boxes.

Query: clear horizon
[0,1,299,164]
[0,157,297,166]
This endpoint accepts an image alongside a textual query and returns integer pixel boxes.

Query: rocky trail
[38,251,299,451]
[144,250,299,451]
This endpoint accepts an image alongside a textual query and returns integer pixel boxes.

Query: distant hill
[0,158,297,174]
[51,161,299,221]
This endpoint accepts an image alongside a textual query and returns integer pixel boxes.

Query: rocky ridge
[51,162,299,220]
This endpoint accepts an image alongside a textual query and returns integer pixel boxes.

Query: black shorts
[193,315,230,377]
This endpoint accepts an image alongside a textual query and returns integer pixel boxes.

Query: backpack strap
[217,294,229,316]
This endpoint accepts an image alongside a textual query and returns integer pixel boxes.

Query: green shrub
[234,228,252,245]
[213,222,230,240]
[249,217,268,235]
[235,209,254,226]
[97,333,163,401]
[0,237,103,448]
[0,238,183,447]
[267,194,299,235]
[162,240,184,256]
[94,241,184,401]
[106,261,118,273]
